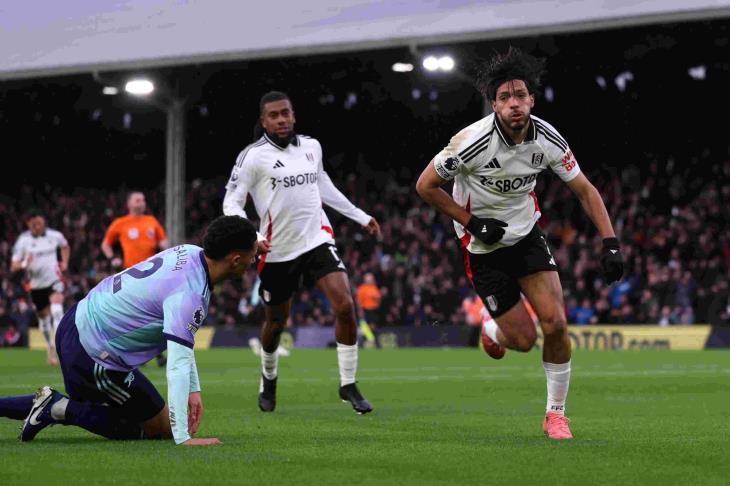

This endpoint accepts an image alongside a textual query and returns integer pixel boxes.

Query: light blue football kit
[74,244,211,444]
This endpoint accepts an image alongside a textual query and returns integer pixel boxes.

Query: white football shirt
[433,113,581,254]
[12,229,68,289]
[223,133,371,263]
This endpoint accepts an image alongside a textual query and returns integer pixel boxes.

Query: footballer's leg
[257,300,291,412]
[62,366,167,441]
[141,404,173,440]
[0,394,35,420]
[462,246,533,358]
[21,307,163,441]
[49,289,65,345]
[45,367,168,442]
[467,250,536,358]
[519,270,573,440]
[256,255,299,412]
[30,288,58,366]
[35,304,58,366]
[39,308,59,366]
[316,271,373,414]
[483,300,538,356]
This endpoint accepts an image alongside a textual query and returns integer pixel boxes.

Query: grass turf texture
[1,348,729,485]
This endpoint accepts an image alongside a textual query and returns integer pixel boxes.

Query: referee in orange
[101,191,170,365]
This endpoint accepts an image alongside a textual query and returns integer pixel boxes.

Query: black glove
[466,215,508,245]
[600,237,624,284]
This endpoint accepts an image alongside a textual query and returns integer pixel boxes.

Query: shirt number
[113,257,164,293]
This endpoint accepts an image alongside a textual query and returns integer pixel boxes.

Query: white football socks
[543,360,571,415]
[38,314,54,347]
[337,342,358,386]
[482,318,501,345]
[261,350,278,381]
[50,303,64,330]
[50,397,69,421]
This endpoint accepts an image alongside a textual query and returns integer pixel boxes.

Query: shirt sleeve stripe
[235,141,265,168]
[536,127,568,153]
[458,132,490,159]
[163,332,194,349]
[462,136,491,163]
[534,120,568,147]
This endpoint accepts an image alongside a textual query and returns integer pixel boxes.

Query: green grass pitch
[1,348,729,485]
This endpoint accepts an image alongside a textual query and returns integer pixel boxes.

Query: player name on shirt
[172,245,189,271]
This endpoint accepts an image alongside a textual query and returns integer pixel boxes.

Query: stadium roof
[2,0,729,80]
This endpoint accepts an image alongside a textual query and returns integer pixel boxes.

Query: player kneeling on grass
[0,215,258,446]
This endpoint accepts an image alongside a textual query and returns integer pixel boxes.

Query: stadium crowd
[1,149,729,344]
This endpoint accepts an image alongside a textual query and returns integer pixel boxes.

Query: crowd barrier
[27,324,728,351]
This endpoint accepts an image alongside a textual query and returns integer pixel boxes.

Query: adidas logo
[273,160,285,169]
[610,249,618,254]
[481,225,488,233]
[485,158,501,169]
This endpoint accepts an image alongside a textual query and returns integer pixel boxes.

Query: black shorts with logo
[462,225,558,318]
[258,243,347,306]
[29,281,64,310]
[56,305,165,424]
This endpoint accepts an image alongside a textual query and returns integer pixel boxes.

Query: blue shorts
[55,305,165,423]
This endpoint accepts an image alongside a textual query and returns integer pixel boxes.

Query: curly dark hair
[203,215,258,259]
[476,47,546,102]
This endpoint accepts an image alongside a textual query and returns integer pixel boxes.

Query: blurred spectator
[658,306,676,327]
[462,291,485,346]
[0,305,17,346]
[0,146,728,330]
[570,298,595,325]
[3,324,21,347]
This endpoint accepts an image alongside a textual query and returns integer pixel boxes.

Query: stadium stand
[1,145,728,342]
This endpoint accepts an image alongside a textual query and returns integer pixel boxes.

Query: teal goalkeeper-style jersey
[75,244,211,372]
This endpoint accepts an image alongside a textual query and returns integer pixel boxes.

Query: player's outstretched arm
[566,172,624,283]
[166,340,221,446]
[101,220,120,259]
[187,357,202,434]
[416,161,507,245]
[222,186,249,219]
[565,173,614,239]
[317,167,373,228]
[60,244,70,273]
[10,257,24,273]
[10,238,27,272]
[222,153,255,220]
[416,161,470,226]
[223,159,268,249]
